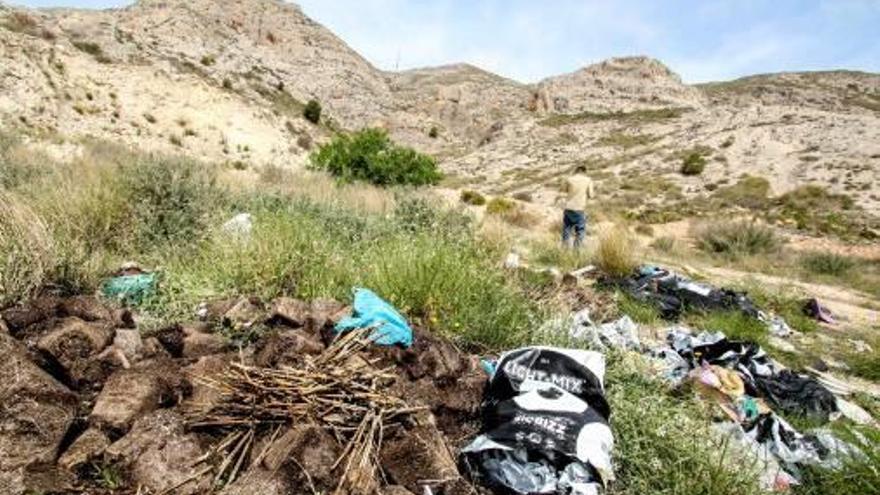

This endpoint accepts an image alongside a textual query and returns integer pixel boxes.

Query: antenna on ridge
[395,49,401,71]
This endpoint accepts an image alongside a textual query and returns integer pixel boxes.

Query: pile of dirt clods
[0,295,488,495]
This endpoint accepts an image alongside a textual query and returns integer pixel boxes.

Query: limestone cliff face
[534,56,706,113]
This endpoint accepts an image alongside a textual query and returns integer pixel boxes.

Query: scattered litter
[101,265,157,305]
[764,315,795,338]
[601,265,759,320]
[563,265,596,286]
[569,310,641,351]
[712,422,798,493]
[504,251,521,269]
[670,328,837,421]
[221,212,253,240]
[805,367,856,397]
[461,346,613,495]
[803,298,835,324]
[834,397,878,427]
[755,370,838,422]
[336,288,412,347]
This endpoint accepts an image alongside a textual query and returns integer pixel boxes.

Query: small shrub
[303,99,322,124]
[595,227,638,277]
[460,190,486,206]
[309,128,442,186]
[200,54,215,66]
[800,252,856,277]
[634,224,654,237]
[72,41,111,63]
[486,197,515,215]
[651,236,678,253]
[512,191,533,202]
[680,153,707,175]
[696,221,781,257]
[117,155,223,248]
[222,78,233,90]
[296,134,312,150]
[143,113,157,124]
[713,176,771,210]
[428,126,439,139]
[720,135,735,148]
[169,135,183,147]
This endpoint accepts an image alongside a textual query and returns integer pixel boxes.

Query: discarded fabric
[755,370,839,422]
[803,298,835,324]
[671,329,837,420]
[335,288,413,347]
[101,273,157,305]
[602,265,759,320]
[461,346,613,495]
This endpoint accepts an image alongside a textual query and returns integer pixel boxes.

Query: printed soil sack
[461,347,613,495]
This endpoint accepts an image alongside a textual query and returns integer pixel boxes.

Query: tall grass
[0,191,54,307]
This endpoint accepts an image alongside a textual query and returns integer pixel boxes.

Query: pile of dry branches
[187,330,422,494]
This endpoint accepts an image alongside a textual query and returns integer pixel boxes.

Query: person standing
[560,165,594,248]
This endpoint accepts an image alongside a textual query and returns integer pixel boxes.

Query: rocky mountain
[1,0,878,216]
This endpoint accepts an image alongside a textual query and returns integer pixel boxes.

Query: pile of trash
[655,328,857,491]
[601,265,761,320]
[562,296,868,493]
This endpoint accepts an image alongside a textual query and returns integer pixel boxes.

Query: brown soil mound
[0,294,487,495]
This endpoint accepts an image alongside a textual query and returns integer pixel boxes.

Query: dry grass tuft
[594,227,639,277]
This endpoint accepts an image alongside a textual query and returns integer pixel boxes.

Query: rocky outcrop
[535,56,705,113]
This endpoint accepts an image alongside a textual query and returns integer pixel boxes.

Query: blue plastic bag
[335,288,413,347]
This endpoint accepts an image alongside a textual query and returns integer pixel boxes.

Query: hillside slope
[1,0,879,220]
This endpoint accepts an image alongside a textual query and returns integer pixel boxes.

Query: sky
[11,0,880,83]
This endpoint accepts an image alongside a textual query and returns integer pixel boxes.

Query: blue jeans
[562,209,586,248]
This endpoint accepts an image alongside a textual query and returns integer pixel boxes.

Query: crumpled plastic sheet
[569,309,641,351]
[335,288,413,347]
[762,313,795,338]
[101,273,157,305]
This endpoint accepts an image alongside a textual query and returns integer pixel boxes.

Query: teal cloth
[335,288,412,347]
[101,273,156,305]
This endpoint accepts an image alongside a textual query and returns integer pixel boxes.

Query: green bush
[696,221,781,257]
[303,99,322,124]
[680,153,707,175]
[460,189,486,206]
[428,126,439,139]
[800,252,857,277]
[309,128,442,186]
